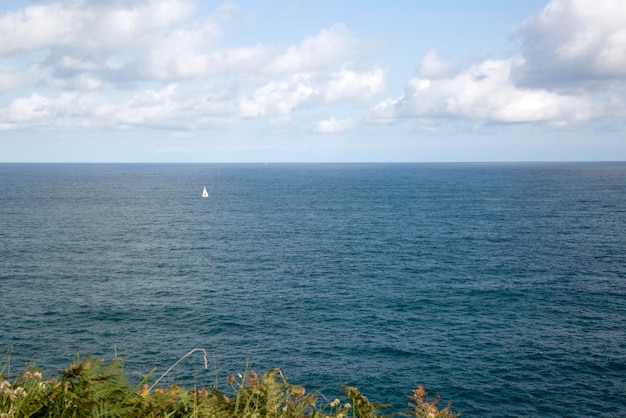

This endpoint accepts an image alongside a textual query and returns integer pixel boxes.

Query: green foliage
[0,350,459,417]
[343,386,388,418]
[223,369,319,417]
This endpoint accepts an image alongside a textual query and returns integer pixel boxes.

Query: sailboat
[201,186,209,198]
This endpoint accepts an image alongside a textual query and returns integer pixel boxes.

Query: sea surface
[1,163,625,417]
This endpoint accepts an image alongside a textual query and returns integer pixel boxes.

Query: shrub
[0,349,459,417]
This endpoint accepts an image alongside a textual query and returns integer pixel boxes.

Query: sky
[1,0,625,163]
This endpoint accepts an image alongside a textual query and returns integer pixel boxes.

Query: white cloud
[371,56,596,126]
[0,4,78,55]
[313,117,355,134]
[1,83,241,131]
[418,49,454,79]
[118,85,190,128]
[5,92,109,129]
[4,0,618,138]
[266,24,359,74]
[0,0,201,92]
[139,3,244,80]
[117,83,237,129]
[238,66,386,119]
[0,1,196,55]
[515,0,626,85]
[9,94,53,123]
[324,67,386,101]
[0,1,389,132]
[370,0,626,128]
[239,73,319,118]
[141,41,270,80]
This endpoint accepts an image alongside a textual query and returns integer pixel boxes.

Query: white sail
[202,186,209,198]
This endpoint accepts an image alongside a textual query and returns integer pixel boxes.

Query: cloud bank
[0,0,624,137]
[0,1,384,132]
[370,56,596,127]
[370,0,626,128]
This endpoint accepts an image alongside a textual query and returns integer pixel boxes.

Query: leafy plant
[223,368,319,417]
[0,349,460,417]
[342,386,388,418]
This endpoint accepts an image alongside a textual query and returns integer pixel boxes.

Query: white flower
[14,387,27,397]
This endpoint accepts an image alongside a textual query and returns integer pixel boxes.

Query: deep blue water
[1,162,625,417]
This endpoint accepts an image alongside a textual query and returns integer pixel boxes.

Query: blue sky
[1,0,625,162]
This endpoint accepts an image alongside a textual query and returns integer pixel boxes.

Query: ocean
[1,162,625,417]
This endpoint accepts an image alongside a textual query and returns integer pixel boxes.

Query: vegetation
[1,348,458,417]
